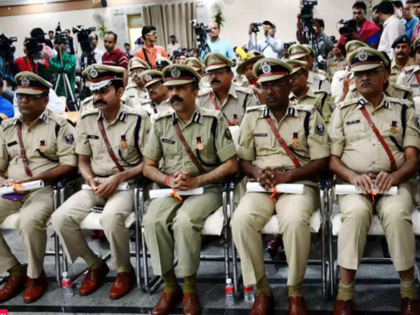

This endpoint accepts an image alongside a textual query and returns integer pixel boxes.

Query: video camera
[73,25,96,53]
[0,34,16,59]
[24,37,43,59]
[251,23,263,34]
[191,20,211,43]
[338,19,358,38]
[300,0,318,30]
[54,22,68,45]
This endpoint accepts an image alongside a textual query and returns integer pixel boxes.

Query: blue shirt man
[202,22,235,61]
[404,17,419,39]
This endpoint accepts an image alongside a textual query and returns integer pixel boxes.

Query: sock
[81,249,103,269]
[288,282,303,297]
[183,273,197,293]
[337,282,355,301]
[117,260,132,273]
[8,263,26,277]
[400,278,417,299]
[163,269,179,293]
[256,275,271,295]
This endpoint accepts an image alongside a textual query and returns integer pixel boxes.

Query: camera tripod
[198,39,211,61]
[55,46,78,111]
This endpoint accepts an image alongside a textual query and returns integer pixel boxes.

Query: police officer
[139,70,172,121]
[0,72,77,303]
[286,59,333,125]
[329,47,420,315]
[236,50,265,103]
[185,57,209,89]
[232,58,329,315]
[327,44,346,80]
[397,37,420,99]
[196,52,259,126]
[331,40,368,104]
[155,56,172,72]
[390,35,416,85]
[288,44,331,94]
[123,57,151,108]
[142,64,238,315]
[51,65,151,300]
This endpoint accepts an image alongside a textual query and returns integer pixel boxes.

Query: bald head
[210,22,220,41]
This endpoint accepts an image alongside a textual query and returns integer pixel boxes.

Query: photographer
[338,2,380,49]
[30,28,56,61]
[311,18,334,69]
[14,40,50,81]
[75,33,104,75]
[48,40,76,102]
[64,29,75,55]
[247,20,283,59]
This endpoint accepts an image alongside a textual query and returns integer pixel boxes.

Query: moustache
[211,80,221,84]
[171,96,183,103]
[397,53,405,56]
[94,100,107,106]
[360,81,374,87]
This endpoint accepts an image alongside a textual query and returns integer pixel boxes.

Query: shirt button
[372,143,376,146]
[373,161,376,164]
[372,113,375,116]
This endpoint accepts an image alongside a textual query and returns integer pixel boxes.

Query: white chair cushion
[332,204,420,236]
[79,212,135,230]
[260,209,322,234]
[0,213,20,229]
[201,206,226,236]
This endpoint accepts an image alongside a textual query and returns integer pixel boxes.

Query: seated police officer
[196,52,259,126]
[142,64,238,315]
[123,57,150,107]
[232,58,329,315]
[52,65,151,300]
[329,47,420,315]
[0,72,77,303]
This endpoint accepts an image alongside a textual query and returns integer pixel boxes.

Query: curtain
[142,1,197,50]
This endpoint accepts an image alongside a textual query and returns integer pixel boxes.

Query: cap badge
[262,61,271,74]
[90,67,99,78]
[357,49,368,62]
[145,74,152,82]
[188,62,194,67]
[21,76,30,87]
[171,66,181,78]
[210,58,216,65]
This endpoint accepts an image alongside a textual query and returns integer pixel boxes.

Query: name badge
[162,138,176,145]
[7,141,17,147]
[346,120,360,126]
[87,135,99,139]
[410,84,419,87]
[254,133,268,137]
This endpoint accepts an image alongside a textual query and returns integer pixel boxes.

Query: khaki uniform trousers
[51,189,134,270]
[232,186,319,286]
[143,186,222,277]
[0,187,53,278]
[338,181,415,272]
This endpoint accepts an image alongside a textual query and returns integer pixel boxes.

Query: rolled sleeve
[215,117,237,162]
[236,114,255,161]
[328,107,345,157]
[308,110,330,160]
[75,119,92,156]
[143,123,162,161]
[403,107,420,150]
[0,127,9,172]
[57,122,78,167]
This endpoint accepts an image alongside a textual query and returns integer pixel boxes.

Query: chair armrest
[53,173,82,190]
[227,172,245,192]
[133,177,152,191]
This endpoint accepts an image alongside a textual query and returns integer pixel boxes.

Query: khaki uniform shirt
[196,84,259,126]
[290,88,334,125]
[237,104,330,186]
[144,106,237,178]
[140,99,173,123]
[390,58,416,85]
[308,70,331,95]
[331,69,354,104]
[79,95,94,118]
[327,56,346,80]
[76,105,151,177]
[0,109,77,181]
[123,81,149,109]
[200,75,211,90]
[328,95,420,174]
[346,83,413,102]
[396,65,420,98]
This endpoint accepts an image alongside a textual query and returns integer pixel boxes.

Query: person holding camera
[338,2,380,49]
[14,40,50,81]
[311,19,334,70]
[247,20,283,60]
[134,25,168,69]
[75,33,104,75]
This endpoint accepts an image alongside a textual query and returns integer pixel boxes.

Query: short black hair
[170,35,176,39]
[407,0,415,3]
[48,30,54,34]
[378,1,395,14]
[191,80,199,92]
[372,4,380,12]
[353,1,367,12]
[124,43,130,46]
[315,18,325,29]
[393,1,404,9]
[111,80,124,93]
[262,20,276,28]
[142,25,156,40]
[104,31,118,43]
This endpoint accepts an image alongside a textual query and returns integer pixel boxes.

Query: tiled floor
[0,227,417,314]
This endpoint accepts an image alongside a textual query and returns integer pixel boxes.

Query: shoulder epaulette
[1,118,17,130]
[81,108,100,119]
[403,65,416,73]
[337,98,359,109]
[235,85,253,94]
[387,97,414,108]
[296,105,316,113]
[246,105,265,113]
[392,83,412,93]
[313,72,327,81]
[81,95,93,106]
[48,111,69,126]
[200,107,223,119]
[198,88,213,97]
[154,110,174,122]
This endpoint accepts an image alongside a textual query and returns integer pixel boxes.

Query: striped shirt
[102,48,128,69]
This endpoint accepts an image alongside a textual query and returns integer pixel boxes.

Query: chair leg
[320,188,328,302]
[229,190,240,298]
[134,188,143,291]
[54,234,61,285]
[328,188,335,299]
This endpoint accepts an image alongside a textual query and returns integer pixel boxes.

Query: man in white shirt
[75,33,104,74]
[247,20,283,59]
[378,1,406,58]
[166,35,181,57]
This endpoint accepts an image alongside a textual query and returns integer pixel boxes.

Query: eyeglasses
[146,81,162,90]
[205,69,228,77]
[147,31,158,36]
[353,68,385,78]
[290,72,304,80]
[16,94,45,101]
[259,81,288,92]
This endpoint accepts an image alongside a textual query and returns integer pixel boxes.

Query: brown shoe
[79,261,109,296]
[182,292,201,315]
[266,235,280,257]
[109,267,135,300]
[23,272,47,303]
[289,296,307,315]
[0,275,27,303]
[250,294,275,315]
[333,299,354,315]
[402,297,420,315]
[151,289,183,315]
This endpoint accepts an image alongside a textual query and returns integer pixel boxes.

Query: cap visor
[163,79,194,86]
[289,53,307,60]
[351,64,383,73]
[206,64,228,71]
[257,74,286,84]
[15,88,44,95]
[89,79,113,92]
[144,78,163,88]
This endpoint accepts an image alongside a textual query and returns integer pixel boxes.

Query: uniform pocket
[344,123,366,143]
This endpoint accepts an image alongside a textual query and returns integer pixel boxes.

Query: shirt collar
[384,15,396,26]
[98,105,128,123]
[259,103,299,119]
[171,105,203,125]
[18,108,49,125]
[358,94,392,110]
